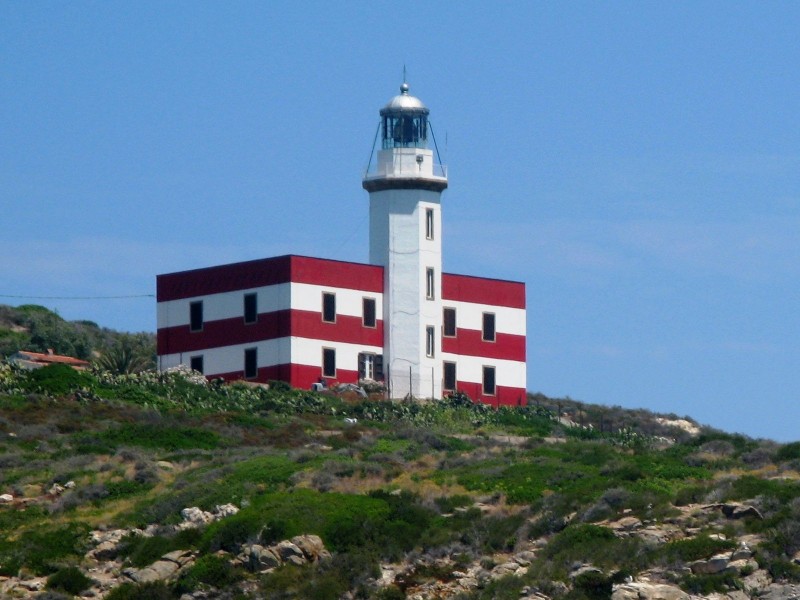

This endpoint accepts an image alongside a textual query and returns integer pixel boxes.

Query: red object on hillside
[8,349,90,371]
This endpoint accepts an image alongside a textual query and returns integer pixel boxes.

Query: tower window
[322,292,336,323]
[363,297,376,328]
[244,293,257,324]
[443,307,456,337]
[425,208,434,240]
[426,268,435,300]
[190,355,204,374]
[244,348,258,379]
[189,301,203,332]
[322,348,336,378]
[443,361,456,392]
[426,326,435,358]
[482,366,496,396]
[482,313,496,342]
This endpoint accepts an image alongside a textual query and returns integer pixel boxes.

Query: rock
[727,558,758,574]
[725,591,750,600]
[48,483,65,496]
[124,550,195,583]
[180,506,213,526]
[156,460,175,470]
[214,503,239,518]
[612,582,689,600]
[161,549,195,567]
[706,503,764,520]
[731,544,753,561]
[759,583,800,600]
[273,540,305,562]
[16,578,46,591]
[291,534,329,562]
[690,553,730,574]
[742,569,772,593]
[246,545,281,571]
[64,480,76,489]
[0,494,13,503]
[613,516,642,532]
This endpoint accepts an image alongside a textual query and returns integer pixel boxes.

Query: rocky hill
[1,361,799,600]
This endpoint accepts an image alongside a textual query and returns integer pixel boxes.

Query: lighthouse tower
[363,82,448,399]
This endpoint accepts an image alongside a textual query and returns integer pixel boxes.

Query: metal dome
[380,82,429,115]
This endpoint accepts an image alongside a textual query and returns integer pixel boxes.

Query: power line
[0,294,154,300]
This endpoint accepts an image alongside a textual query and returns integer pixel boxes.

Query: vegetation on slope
[0,360,799,599]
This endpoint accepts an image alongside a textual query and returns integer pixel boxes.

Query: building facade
[157,83,526,405]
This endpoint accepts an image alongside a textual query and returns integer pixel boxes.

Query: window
[244,348,258,379]
[426,326,435,357]
[482,366,496,396]
[425,208,434,240]
[358,353,383,381]
[190,355,204,374]
[244,293,257,324]
[426,268,435,300]
[322,292,336,323]
[443,362,456,392]
[189,301,203,332]
[482,312,496,342]
[443,307,456,337]
[363,297,376,328]
[322,348,336,377]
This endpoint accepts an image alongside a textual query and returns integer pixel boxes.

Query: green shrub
[682,572,741,595]
[0,522,90,576]
[117,534,176,568]
[777,442,800,462]
[175,554,238,593]
[26,363,96,396]
[662,534,735,563]
[573,570,613,600]
[105,581,173,600]
[46,566,93,594]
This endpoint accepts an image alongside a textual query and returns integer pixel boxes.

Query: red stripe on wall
[208,363,361,390]
[157,255,383,302]
[451,382,528,407]
[442,329,526,362]
[157,309,383,355]
[442,273,525,309]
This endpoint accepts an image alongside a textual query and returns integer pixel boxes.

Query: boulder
[291,534,329,562]
[0,494,13,503]
[246,544,281,571]
[759,583,800,600]
[214,503,239,518]
[742,569,772,593]
[731,544,753,561]
[690,553,730,574]
[274,540,305,562]
[612,582,689,600]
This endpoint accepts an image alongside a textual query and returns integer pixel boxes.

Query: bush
[46,566,93,595]
[175,554,238,593]
[25,364,96,396]
[105,581,173,600]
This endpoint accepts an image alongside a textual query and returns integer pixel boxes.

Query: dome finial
[401,65,409,94]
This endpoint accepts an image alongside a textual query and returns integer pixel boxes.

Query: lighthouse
[363,82,448,399]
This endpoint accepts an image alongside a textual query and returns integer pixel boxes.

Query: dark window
[482,313,496,342]
[322,293,336,323]
[425,208,434,240]
[190,355,204,374]
[426,326,435,357]
[363,297,376,328]
[244,348,257,379]
[443,362,456,391]
[443,307,456,337]
[322,348,336,377]
[482,366,496,396]
[244,293,257,324]
[426,268,435,300]
[189,301,203,332]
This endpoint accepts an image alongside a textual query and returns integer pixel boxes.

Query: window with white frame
[363,297,376,328]
[482,366,496,396]
[244,347,258,379]
[482,312,496,342]
[443,361,456,391]
[190,355,204,374]
[322,292,336,323]
[322,348,336,377]
[426,268,435,300]
[425,208,434,240]
[189,301,203,332]
[426,326,435,357]
[244,293,257,324]
[443,307,456,337]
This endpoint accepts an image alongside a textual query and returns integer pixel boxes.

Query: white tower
[363,82,448,399]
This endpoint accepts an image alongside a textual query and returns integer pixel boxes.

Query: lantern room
[380,83,429,149]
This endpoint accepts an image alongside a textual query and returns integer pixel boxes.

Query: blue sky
[2,2,799,441]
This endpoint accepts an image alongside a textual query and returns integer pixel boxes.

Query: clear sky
[2,2,799,441]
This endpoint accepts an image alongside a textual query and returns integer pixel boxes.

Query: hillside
[0,304,155,371]
[1,361,799,599]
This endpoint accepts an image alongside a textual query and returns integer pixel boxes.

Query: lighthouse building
[156,83,527,405]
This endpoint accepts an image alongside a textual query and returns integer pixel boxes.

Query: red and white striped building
[157,83,527,405]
